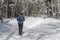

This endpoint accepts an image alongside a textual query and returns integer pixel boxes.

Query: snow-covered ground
[0,17,60,40]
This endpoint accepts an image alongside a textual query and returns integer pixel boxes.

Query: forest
[0,0,60,18]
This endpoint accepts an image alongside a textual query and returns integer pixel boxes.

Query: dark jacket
[17,15,25,24]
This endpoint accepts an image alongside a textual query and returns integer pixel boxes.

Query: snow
[3,17,60,29]
[0,17,60,40]
[40,33,60,40]
[24,17,60,29]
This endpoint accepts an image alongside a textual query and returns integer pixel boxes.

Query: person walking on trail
[17,13,25,36]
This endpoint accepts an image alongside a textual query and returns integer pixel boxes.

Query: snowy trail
[0,17,60,40]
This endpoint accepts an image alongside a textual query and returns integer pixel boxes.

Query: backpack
[17,15,25,22]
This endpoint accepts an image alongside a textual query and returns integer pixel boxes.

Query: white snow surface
[4,17,60,29]
[0,17,60,40]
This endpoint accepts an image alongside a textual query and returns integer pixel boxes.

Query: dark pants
[18,23,23,35]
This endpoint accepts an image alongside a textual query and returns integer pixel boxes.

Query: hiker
[17,13,25,35]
